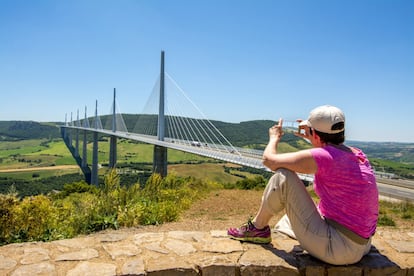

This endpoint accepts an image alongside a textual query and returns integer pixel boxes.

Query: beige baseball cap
[300,105,345,134]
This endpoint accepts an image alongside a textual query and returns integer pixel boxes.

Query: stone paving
[0,228,413,275]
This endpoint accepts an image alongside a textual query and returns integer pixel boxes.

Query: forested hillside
[0,115,302,149]
[348,141,414,165]
[103,114,306,149]
[1,117,413,165]
[0,121,61,141]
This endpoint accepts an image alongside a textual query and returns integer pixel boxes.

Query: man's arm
[263,150,317,174]
[262,119,317,174]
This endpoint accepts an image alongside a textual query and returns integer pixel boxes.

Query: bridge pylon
[60,112,91,184]
[82,106,88,169]
[91,100,99,186]
[74,109,80,157]
[109,88,117,169]
[153,50,168,177]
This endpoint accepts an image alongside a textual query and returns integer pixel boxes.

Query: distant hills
[0,121,61,140]
[0,116,299,149]
[347,141,414,165]
[1,117,413,166]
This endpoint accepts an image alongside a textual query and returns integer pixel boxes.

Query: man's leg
[265,169,370,265]
[253,168,319,229]
[228,168,317,244]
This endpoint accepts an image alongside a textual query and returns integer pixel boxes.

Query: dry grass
[121,188,413,234]
[123,189,282,233]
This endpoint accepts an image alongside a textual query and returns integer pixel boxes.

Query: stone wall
[0,229,413,275]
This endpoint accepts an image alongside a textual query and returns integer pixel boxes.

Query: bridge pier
[74,110,80,157]
[91,131,99,186]
[109,88,117,169]
[68,112,72,143]
[91,100,99,186]
[153,50,168,177]
[81,106,91,183]
[60,126,91,184]
[153,145,167,177]
[75,129,79,157]
[81,130,91,184]
[82,130,88,168]
[109,136,117,168]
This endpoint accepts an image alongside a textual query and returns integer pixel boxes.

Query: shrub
[53,192,101,238]
[142,173,163,200]
[378,200,414,226]
[378,214,396,226]
[12,195,57,242]
[0,170,217,244]
[235,175,266,190]
[117,200,145,227]
[52,181,98,199]
[0,193,19,244]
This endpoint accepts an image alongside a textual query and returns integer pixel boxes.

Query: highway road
[377,178,414,202]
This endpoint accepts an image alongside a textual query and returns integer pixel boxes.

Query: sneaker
[227,219,271,244]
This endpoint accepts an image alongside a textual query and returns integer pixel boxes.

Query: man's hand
[269,118,284,141]
[294,119,312,140]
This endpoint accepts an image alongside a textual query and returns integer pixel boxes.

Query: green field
[169,163,245,184]
[0,139,74,169]
[0,138,248,184]
[0,168,81,181]
[1,136,413,184]
[0,138,208,166]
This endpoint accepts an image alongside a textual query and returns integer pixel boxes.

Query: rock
[20,247,50,264]
[55,248,99,261]
[103,242,142,260]
[0,229,412,275]
[66,261,116,276]
[11,262,55,276]
[0,255,17,270]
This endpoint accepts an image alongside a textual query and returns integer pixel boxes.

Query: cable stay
[162,72,242,157]
[60,52,315,182]
[104,101,128,133]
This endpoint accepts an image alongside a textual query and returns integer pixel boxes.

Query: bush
[0,170,218,245]
[53,192,101,237]
[381,200,414,224]
[12,195,57,242]
[235,175,266,190]
[378,214,396,226]
[138,172,205,225]
[52,181,98,199]
[0,193,19,244]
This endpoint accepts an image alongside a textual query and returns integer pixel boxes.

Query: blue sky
[0,0,413,142]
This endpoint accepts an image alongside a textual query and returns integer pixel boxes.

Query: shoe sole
[228,235,271,244]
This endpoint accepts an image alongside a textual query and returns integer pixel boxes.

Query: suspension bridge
[60,51,312,185]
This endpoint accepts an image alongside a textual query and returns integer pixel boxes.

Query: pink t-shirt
[310,145,378,238]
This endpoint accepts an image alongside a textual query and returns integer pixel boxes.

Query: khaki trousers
[263,169,371,265]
